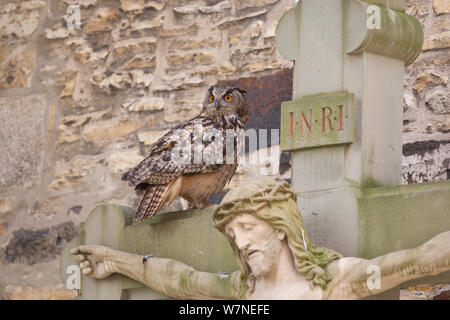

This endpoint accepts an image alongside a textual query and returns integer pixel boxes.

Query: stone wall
[0,0,448,299]
[0,0,295,300]
[403,0,449,183]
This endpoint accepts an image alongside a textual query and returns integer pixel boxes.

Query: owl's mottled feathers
[122,86,248,221]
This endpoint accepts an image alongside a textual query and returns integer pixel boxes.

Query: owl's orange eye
[209,95,215,102]
[224,95,232,102]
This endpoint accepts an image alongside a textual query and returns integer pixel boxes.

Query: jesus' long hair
[213,177,342,298]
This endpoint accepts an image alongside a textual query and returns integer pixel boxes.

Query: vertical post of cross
[276,0,423,256]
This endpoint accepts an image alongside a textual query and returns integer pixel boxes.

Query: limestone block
[59,108,112,132]
[164,103,202,123]
[112,37,157,59]
[0,10,40,38]
[402,142,450,184]
[167,52,214,67]
[216,9,268,26]
[0,44,36,89]
[82,118,144,142]
[125,97,164,112]
[424,89,449,115]
[159,24,198,37]
[413,72,448,92]
[130,16,163,31]
[107,149,144,174]
[61,0,97,9]
[0,95,47,187]
[85,8,120,34]
[168,37,221,51]
[0,197,15,214]
[199,1,232,14]
[422,31,450,51]
[56,69,78,98]
[234,0,280,10]
[4,285,77,300]
[121,53,156,69]
[48,155,104,190]
[433,0,450,15]
[29,196,61,220]
[0,1,45,13]
[45,27,70,39]
[436,118,450,133]
[243,59,282,73]
[137,130,169,146]
[120,0,165,13]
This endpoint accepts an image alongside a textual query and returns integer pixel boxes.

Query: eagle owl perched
[122,86,248,221]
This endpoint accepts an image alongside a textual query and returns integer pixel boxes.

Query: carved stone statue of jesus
[71,178,450,299]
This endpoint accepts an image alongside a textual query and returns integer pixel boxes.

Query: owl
[122,86,249,221]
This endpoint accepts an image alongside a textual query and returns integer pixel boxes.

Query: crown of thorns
[213,180,297,219]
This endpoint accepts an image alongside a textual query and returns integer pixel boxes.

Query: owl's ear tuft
[234,88,247,95]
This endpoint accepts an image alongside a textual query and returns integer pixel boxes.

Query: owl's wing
[122,115,226,187]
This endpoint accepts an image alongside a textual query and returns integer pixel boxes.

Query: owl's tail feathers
[134,184,171,222]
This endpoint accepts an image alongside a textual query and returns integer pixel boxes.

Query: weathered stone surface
[167,52,215,67]
[107,148,144,174]
[2,222,78,265]
[61,0,97,9]
[0,95,46,187]
[422,31,450,51]
[234,0,280,9]
[164,103,202,123]
[168,37,221,51]
[0,44,36,89]
[112,37,157,59]
[59,108,112,131]
[121,53,156,69]
[4,285,77,300]
[58,108,112,144]
[56,69,78,98]
[0,10,40,38]
[29,197,60,220]
[153,74,205,91]
[85,8,120,34]
[243,59,282,73]
[130,16,163,31]
[412,72,448,92]
[160,24,198,37]
[0,197,15,214]
[45,27,70,39]
[0,1,45,13]
[424,89,449,115]
[48,155,104,190]
[125,97,164,112]
[436,118,450,133]
[82,118,144,142]
[402,140,449,183]
[433,0,450,15]
[400,283,450,300]
[137,129,169,146]
[216,9,269,26]
[173,1,232,14]
[120,0,165,13]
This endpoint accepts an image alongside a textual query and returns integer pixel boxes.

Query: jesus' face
[224,213,284,278]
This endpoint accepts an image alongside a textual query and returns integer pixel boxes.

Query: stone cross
[275,0,449,265]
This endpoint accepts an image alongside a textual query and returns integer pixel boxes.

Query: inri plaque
[280,91,354,151]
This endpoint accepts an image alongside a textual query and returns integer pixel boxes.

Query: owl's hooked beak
[215,100,220,110]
